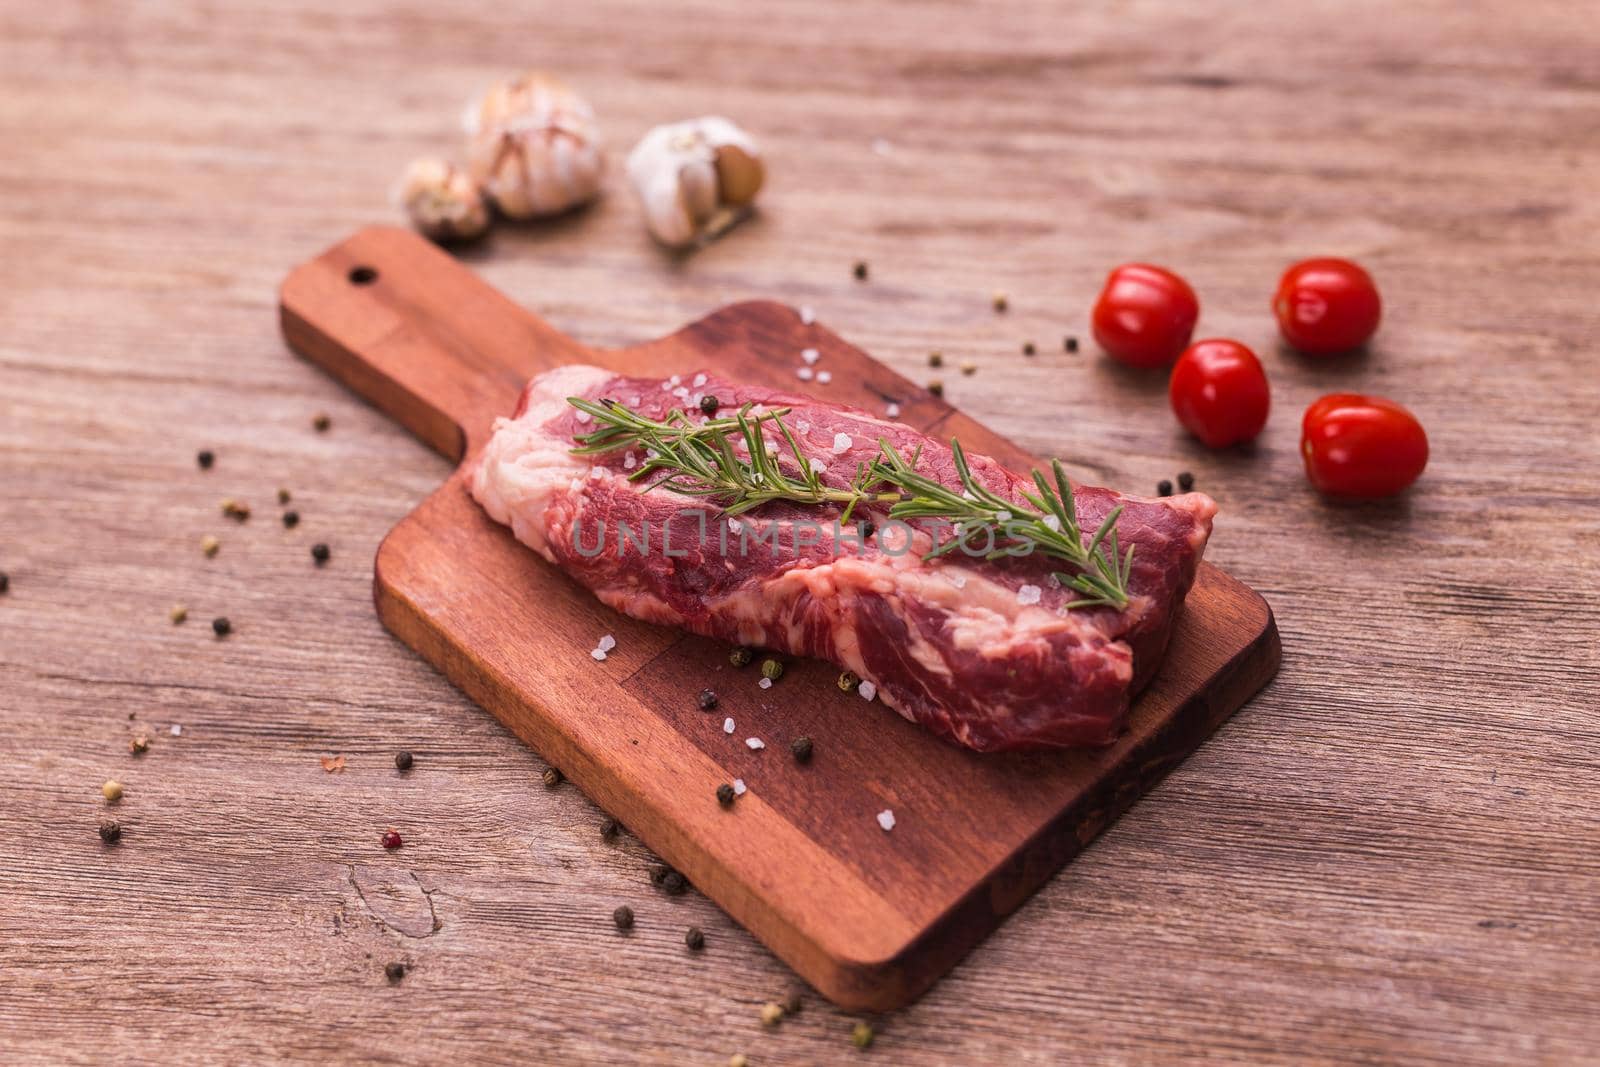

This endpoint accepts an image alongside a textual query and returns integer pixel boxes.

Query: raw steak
[470,365,1216,751]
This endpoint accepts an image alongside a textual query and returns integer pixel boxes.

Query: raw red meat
[471,365,1215,751]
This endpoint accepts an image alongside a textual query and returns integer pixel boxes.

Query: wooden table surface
[3,1,1597,1063]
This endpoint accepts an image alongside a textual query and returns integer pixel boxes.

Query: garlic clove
[465,72,604,220]
[626,117,764,249]
[394,157,491,242]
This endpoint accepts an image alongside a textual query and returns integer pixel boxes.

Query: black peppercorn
[661,871,687,896]
[282,510,300,528]
[0,571,8,595]
[717,783,735,807]
[1177,471,1195,492]
[313,413,331,432]
[600,816,621,840]
[853,261,868,281]
[791,736,814,764]
[311,543,330,565]
[1157,479,1173,497]
[212,617,231,638]
[649,864,670,887]
[927,380,945,398]
[384,961,405,982]
[395,750,414,771]
[685,926,705,951]
[542,767,563,788]
[1023,341,1036,356]
[277,488,291,505]
[196,449,214,470]
[698,689,719,711]
[780,984,804,1015]
[612,905,634,931]
[699,394,720,416]
[1065,335,1079,353]
[99,820,122,844]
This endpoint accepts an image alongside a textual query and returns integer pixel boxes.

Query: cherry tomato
[1168,339,1270,448]
[1273,257,1381,355]
[1301,394,1427,498]
[1092,263,1199,368]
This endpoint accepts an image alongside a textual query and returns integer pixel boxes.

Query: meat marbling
[470,365,1216,752]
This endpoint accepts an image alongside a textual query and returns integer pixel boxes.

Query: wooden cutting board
[279,226,1281,1011]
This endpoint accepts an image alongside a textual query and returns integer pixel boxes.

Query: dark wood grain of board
[280,224,1277,1008]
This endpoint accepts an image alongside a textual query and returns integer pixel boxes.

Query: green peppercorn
[717,783,735,807]
[852,1022,875,1048]
[685,926,705,951]
[612,905,634,931]
[729,647,753,668]
[837,670,860,692]
[791,736,814,764]
[760,659,784,682]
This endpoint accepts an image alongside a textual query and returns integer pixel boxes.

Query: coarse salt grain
[949,573,967,589]
[570,478,584,491]
[759,677,773,690]
[630,395,642,407]
[797,367,815,381]
[800,306,815,325]
[692,373,707,387]
[598,634,616,652]
[590,466,606,480]
[746,738,765,750]
[673,386,690,400]
[591,648,608,661]
[732,778,747,795]
[996,509,1012,522]
[816,370,832,384]
[723,717,735,734]
[801,348,820,365]
[661,380,674,391]
[831,432,852,453]
[1017,584,1043,605]
[795,419,811,434]
[1046,573,1062,588]
[1042,514,1062,532]
[877,809,896,831]
[858,680,877,701]
[170,724,182,736]
[669,375,681,386]
[624,452,638,470]
[885,403,900,418]
[808,457,828,475]
[575,409,592,424]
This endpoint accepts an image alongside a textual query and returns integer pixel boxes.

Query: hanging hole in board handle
[348,265,378,285]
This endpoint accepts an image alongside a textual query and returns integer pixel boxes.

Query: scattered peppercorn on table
[3,2,1599,1064]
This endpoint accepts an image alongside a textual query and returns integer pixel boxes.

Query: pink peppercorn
[381,829,402,850]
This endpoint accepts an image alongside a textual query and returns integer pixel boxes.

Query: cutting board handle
[279,226,590,461]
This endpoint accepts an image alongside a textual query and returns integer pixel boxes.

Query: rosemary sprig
[566,398,1132,608]
[871,438,1132,609]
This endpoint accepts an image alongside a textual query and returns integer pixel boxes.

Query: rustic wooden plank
[279,225,1276,1009]
[2,0,1598,1061]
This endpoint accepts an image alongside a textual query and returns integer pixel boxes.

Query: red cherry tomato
[1273,257,1381,355]
[1092,263,1199,368]
[1168,339,1270,448]
[1301,394,1428,498]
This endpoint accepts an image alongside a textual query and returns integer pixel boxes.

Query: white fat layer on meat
[470,364,609,560]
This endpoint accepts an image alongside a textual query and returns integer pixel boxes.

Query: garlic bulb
[626,117,765,249]
[465,73,604,219]
[394,158,491,242]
